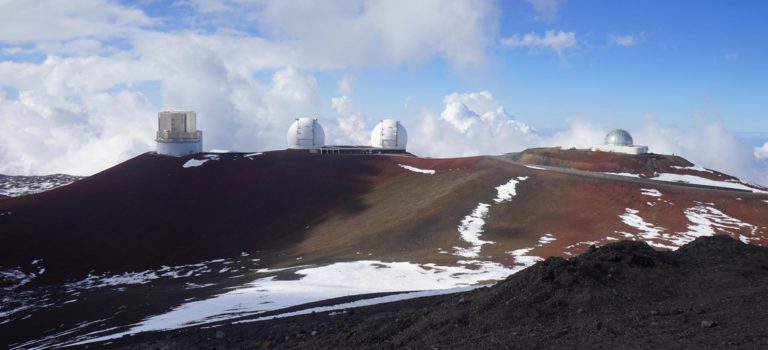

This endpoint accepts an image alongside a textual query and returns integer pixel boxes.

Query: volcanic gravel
[91,235,768,349]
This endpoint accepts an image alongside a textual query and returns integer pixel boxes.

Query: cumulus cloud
[179,0,499,70]
[755,142,768,160]
[501,30,577,56]
[0,0,499,175]
[633,119,768,186]
[406,91,768,186]
[409,91,535,157]
[330,95,369,146]
[0,0,151,42]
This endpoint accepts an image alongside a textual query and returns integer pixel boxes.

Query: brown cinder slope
[2,149,768,284]
[96,235,768,349]
[0,151,404,281]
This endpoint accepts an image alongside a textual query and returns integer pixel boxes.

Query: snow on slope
[182,155,220,168]
[454,204,493,258]
[640,188,662,197]
[59,176,541,346]
[494,176,528,203]
[653,173,767,193]
[64,260,515,346]
[617,202,759,249]
[398,164,435,174]
[454,177,528,258]
[0,174,83,197]
[670,165,712,173]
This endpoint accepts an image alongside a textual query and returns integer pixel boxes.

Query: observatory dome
[371,119,407,150]
[287,117,325,149]
[605,129,634,146]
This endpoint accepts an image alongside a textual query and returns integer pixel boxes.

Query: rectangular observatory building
[156,111,203,156]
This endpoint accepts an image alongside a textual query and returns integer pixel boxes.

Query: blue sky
[0,0,766,182]
[330,0,768,134]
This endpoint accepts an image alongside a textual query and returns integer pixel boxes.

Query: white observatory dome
[605,129,634,146]
[371,119,407,150]
[287,118,325,149]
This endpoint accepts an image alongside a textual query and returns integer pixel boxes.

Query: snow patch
[508,248,542,268]
[674,204,759,246]
[398,164,435,174]
[453,203,492,258]
[670,165,712,173]
[640,188,662,197]
[617,209,676,250]
[605,172,641,178]
[617,204,759,249]
[493,176,528,203]
[182,158,209,168]
[537,233,556,245]
[653,173,767,193]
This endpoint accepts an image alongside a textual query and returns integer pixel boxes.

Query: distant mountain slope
[511,147,768,192]
[1,149,767,349]
[0,174,84,198]
[1,149,766,284]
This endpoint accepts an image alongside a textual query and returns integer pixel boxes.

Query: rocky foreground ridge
[94,235,768,349]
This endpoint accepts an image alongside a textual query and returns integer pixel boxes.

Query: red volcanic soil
[511,147,692,176]
[0,151,407,281]
[1,149,767,284]
[511,147,765,188]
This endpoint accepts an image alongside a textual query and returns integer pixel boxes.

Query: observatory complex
[156,111,203,156]
[591,129,648,155]
[286,118,408,155]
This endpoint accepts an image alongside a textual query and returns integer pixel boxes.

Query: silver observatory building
[156,111,203,156]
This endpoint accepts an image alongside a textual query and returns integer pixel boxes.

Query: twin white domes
[287,118,407,150]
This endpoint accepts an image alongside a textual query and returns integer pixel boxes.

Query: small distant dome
[287,118,325,149]
[605,129,634,146]
[371,119,407,150]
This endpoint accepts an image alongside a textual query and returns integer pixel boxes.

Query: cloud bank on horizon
[0,0,766,186]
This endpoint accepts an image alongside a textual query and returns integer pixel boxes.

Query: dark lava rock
[90,236,768,349]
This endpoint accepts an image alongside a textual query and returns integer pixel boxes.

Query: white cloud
[0,0,499,175]
[0,88,157,175]
[753,142,768,160]
[406,92,768,187]
[525,0,563,22]
[409,91,535,157]
[179,0,499,70]
[609,33,644,47]
[0,0,152,42]
[501,30,577,56]
[633,118,768,186]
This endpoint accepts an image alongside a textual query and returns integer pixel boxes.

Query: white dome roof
[605,129,634,146]
[287,118,325,149]
[371,119,407,150]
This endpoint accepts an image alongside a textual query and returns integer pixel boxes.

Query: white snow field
[65,260,517,346]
